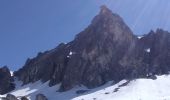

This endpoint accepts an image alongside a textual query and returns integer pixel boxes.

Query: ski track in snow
[1,75,170,100]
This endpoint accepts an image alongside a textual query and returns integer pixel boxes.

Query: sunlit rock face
[0,66,15,94]
[14,5,170,91]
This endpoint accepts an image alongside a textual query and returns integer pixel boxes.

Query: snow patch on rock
[137,36,144,39]
[67,51,75,58]
[145,48,151,53]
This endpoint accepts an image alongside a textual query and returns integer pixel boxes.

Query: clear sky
[0,0,170,70]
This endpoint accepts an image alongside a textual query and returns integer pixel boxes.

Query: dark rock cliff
[120,29,170,79]
[139,29,170,75]
[14,5,170,91]
[0,66,15,94]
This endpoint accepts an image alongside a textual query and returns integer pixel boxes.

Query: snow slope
[1,75,170,100]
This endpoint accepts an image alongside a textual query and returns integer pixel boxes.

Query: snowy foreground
[1,75,170,100]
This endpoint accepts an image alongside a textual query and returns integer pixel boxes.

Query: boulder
[21,96,29,100]
[6,94,18,100]
[35,94,48,100]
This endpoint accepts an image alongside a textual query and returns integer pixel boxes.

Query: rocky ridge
[1,5,170,94]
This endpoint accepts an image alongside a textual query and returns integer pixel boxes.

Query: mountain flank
[0,5,170,95]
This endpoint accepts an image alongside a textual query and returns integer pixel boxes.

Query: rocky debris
[147,74,157,80]
[104,92,110,94]
[118,81,130,87]
[76,90,89,95]
[14,5,170,92]
[0,94,26,100]
[93,98,97,100]
[113,88,119,92]
[35,94,48,100]
[0,66,15,94]
[21,96,29,100]
[1,97,8,100]
[6,94,18,100]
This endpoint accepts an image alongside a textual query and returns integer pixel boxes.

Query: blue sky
[0,0,170,70]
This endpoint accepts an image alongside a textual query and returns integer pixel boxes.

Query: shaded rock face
[21,96,29,100]
[35,94,48,100]
[6,94,18,100]
[14,5,170,91]
[60,5,136,90]
[14,43,70,86]
[120,29,170,79]
[0,67,15,94]
[138,29,170,75]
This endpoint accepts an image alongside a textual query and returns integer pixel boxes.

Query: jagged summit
[76,5,135,45]
[92,5,126,26]
[100,5,112,15]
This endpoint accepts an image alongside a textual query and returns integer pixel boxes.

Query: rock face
[0,66,15,94]
[60,5,136,90]
[120,29,170,79]
[6,94,18,100]
[21,96,29,100]
[14,5,170,91]
[35,94,48,100]
[139,29,170,75]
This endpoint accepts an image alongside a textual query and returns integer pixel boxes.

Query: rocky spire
[100,5,112,15]
[77,5,135,43]
[59,5,136,90]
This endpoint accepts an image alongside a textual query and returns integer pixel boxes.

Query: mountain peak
[100,5,112,15]
[14,6,135,92]
[87,5,135,43]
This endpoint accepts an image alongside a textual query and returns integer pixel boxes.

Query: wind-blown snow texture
[1,75,170,100]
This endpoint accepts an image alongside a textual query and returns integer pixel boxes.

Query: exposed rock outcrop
[120,29,170,79]
[14,5,170,92]
[35,94,48,100]
[6,94,18,100]
[0,66,15,94]
[60,5,136,90]
[14,5,136,91]
[21,96,29,100]
[139,29,170,75]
